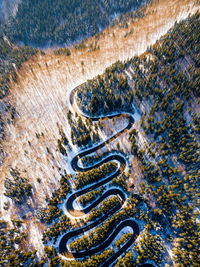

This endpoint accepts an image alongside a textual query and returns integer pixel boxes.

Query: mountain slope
[0,0,199,265]
[3,0,148,47]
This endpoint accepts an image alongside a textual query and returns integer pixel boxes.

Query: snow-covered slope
[0,0,199,254]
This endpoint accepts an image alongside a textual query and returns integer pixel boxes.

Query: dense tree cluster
[54,48,71,56]
[87,195,121,222]
[81,154,103,167]
[172,209,200,266]
[42,215,71,244]
[78,186,106,207]
[57,139,67,155]
[74,162,117,189]
[115,251,136,267]
[134,229,165,265]
[62,248,114,267]
[128,128,140,156]
[67,111,100,147]
[80,149,125,167]
[57,123,69,155]
[141,162,160,183]
[43,246,60,266]
[42,244,115,266]
[0,220,38,266]
[36,205,63,225]
[69,205,136,253]
[192,113,200,135]
[4,168,32,204]
[110,171,128,191]
[41,246,115,266]
[77,68,133,115]
[115,232,132,249]
[3,0,147,47]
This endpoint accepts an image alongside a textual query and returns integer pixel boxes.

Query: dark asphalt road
[58,85,154,267]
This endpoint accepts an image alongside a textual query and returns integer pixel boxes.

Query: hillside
[75,12,200,265]
[3,0,148,47]
[0,35,37,178]
[0,0,199,266]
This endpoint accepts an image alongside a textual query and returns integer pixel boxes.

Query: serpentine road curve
[58,86,155,267]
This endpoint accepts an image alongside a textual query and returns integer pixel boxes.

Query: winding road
[58,86,155,267]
